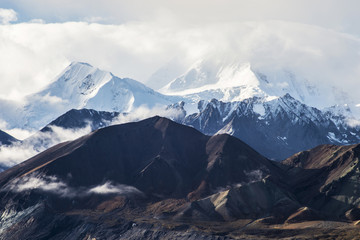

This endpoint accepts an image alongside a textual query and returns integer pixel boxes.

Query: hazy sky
[0,1,352,26]
[0,0,360,99]
[1,0,359,34]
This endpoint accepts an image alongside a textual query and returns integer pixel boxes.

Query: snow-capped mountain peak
[159,59,359,119]
[183,94,360,159]
[0,62,178,130]
[38,61,112,106]
[160,61,262,96]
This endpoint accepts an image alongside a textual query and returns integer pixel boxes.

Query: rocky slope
[283,143,360,219]
[183,95,360,160]
[0,130,17,146]
[0,117,282,199]
[1,117,360,239]
[0,130,18,172]
[40,108,120,132]
[32,92,360,161]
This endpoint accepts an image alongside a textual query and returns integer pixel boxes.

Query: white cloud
[5,128,34,140]
[0,124,92,168]
[39,93,67,104]
[0,20,360,104]
[0,119,8,130]
[347,118,360,128]
[88,181,144,196]
[0,103,186,170]
[6,174,144,198]
[82,16,106,23]
[111,104,185,125]
[0,8,17,24]
[5,1,360,36]
[0,143,38,168]
[0,21,192,99]
[8,175,72,197]
[28,19,45,24]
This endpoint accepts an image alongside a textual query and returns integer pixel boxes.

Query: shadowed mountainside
[0,130,18,146]
[283,144,360,219]
[0,116,283,199]
[0,117,360,239]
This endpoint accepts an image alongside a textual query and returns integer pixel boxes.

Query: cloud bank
[6,174,144,198]
[0,124,92,168]
[0,8,17,24]
[111,104,185,126]
[0,1,359,105]
[3,1,360,36]
[0,8,359,103]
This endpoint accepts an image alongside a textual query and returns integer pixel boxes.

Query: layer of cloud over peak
[0,124,92,169]
[111,104,185,126]
[0,20,360,103]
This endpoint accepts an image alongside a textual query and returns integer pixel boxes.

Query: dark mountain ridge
[1,117,360,239]
[35,93,360,162]
[0,129,18,146]
[283,143,360,218]
[184,95,360,160]
[0,116,281,199]
[40,108,120,132]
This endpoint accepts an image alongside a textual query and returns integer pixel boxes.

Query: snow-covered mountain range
[183,95,360,159]
[24,92,360,160]
[160,60,360,117]
[1,60,360,168]
[2,60,358,132]
[0,62,179,130]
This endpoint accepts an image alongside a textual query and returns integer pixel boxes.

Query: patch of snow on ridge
[327,132,342,143]
[253,103,265,116]
[216,124,234,135]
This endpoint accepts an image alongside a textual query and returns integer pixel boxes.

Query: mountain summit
[160,60,357,115]
[0,116,279,199]
[1,62,178,130]
[1,117,360,239]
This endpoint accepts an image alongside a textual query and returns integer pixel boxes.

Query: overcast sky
[1,0,360,33]
[1,0,359,34]
[0,0,360,100]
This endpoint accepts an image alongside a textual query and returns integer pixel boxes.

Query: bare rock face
[285,207,321,224]
[283,144,360,219]
[345,208,360,221]
[0,129,18,146]
[40,108,120,132]
[183,96,360,160]
[181,177,300,222]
